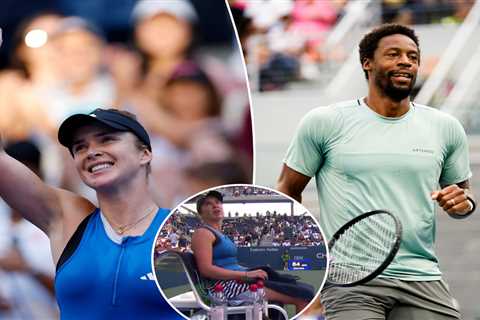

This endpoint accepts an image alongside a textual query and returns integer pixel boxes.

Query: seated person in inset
[191,191,313,313]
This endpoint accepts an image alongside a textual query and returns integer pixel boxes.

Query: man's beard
[375,71,416,102]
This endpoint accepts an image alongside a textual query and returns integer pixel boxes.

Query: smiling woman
[57,110,152,191]
[0,108,182,319]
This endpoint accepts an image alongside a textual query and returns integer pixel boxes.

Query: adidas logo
[140,272,156,281]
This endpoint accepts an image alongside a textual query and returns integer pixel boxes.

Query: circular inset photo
[152,184,328,319]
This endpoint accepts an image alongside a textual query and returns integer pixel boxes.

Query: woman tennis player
[0,108,181,319]
[191,190,312,314]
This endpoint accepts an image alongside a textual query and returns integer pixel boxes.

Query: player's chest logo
[412,148,435,154]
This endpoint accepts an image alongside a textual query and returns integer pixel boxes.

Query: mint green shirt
[284,99,472,280]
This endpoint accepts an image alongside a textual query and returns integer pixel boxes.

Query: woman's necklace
[113,206,157,235]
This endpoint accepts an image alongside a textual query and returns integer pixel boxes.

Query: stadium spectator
[104,44,143,108]
[1,12,64,139]
[289,0,342,47]
[10,12,63,90]
[0,140,58,319]
[132,0,197,104]
[45,17,115,127]
[242,0,293,31]
[440,0,474,24]
[381,0,465,25]
[168,229,179,248]
[178,234,188,251]
[228,185,279,197]
[0,12,61,141]
[281,250,290,271]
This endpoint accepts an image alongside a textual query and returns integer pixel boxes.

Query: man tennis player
[0,109,181,319]
[277,24,475,319]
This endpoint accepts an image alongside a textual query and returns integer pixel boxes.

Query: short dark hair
[359,24,419,79]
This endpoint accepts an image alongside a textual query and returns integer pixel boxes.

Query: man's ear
[362,58,372,74]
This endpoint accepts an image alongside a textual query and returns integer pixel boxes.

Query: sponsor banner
[238,246,327,270]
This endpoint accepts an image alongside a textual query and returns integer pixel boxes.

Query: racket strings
[328,213,398,285]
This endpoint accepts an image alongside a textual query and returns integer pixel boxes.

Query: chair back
[158,251,211,311]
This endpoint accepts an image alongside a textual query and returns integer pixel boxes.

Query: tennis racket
[326,210,402,287]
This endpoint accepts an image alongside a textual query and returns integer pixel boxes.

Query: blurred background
[0,0,252,318]
[229,0,480,319]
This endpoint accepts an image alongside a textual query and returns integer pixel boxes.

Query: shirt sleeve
[439,117,472,186]
[283,107,338,177]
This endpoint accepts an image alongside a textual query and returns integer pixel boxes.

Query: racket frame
[326,209,403,287]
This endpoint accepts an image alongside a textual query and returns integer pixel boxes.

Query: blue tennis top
[204,225,246,271]
[55,208,182,319]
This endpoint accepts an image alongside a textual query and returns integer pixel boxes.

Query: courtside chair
[156,251,289,319]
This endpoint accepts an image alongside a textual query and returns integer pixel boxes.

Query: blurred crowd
[381,0,474,25]
[0,0,252,207]
[229,0,475,91]
[220,185,279,197]
[155,211,323,257]
[223,213,324,247]
[0,1,251,318]
[155,213,198,255]
[230,0,346,91]
[0,141,58,318]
